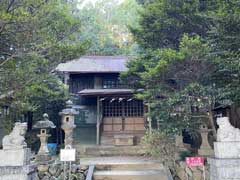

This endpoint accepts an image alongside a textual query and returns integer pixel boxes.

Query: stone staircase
[80,156,173,180]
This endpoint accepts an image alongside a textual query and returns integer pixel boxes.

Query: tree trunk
[208,106,217,140]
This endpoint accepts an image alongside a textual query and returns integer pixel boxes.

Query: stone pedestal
[208,117,240,180]
[208,158,240,180]
[0,164,36,180]
[214,142,240,158]
[0,148,36,180]
[0,148,30,166]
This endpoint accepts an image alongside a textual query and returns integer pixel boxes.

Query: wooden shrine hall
[56,56,146,146]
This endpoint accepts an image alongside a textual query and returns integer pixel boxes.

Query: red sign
[185,157,204,167]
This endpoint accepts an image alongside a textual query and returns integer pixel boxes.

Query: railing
[86,165,95,180]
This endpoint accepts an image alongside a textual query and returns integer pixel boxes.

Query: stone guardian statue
[2,122,27,150]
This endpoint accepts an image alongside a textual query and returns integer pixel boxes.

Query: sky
[79,0,125,9]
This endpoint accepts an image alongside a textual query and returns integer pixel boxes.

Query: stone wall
[175,161,210,180]
[0,165,36,180]
[36,162,88,180]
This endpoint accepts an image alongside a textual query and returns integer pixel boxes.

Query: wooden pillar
[147,103,152,134]
[94,76,102,89]
[96,96,100,145]
[122,100,125,131]
[64,73,69,85]
[64,73,70,94]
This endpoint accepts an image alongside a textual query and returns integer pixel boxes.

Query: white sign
[60,149,76,162]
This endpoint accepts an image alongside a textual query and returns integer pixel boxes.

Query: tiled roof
[56,56,130,73]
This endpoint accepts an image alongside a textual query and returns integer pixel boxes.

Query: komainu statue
[2,122,27,150]
[217,117,240,142]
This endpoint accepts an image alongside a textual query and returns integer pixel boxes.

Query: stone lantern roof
[59,100,79,116]
[33,113,56,129]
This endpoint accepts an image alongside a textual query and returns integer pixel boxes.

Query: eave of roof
[56,56,130,73]
[78,89,143,96]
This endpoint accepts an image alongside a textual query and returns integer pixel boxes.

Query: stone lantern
[33,113,55,164]
[59,100,78,148]
[198,124,214,156]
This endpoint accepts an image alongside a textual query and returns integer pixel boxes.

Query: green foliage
[141,130,176,169]
[122,35,220,135]
[78,0,141,55]
[208,0,240,103]
[131,0,211,50]
[0,0,87,132]
[122,0,240,168]
[178,150,194,161]
[123,0,240,141]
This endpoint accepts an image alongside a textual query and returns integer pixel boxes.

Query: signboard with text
[60,149,76,162]
[185,157,204,167]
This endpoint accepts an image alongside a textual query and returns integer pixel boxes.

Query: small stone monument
[59,100,78,147]
[33,113,55,170]
[198,124,214,156]
[208,117,240,180]
[0,122,36,179]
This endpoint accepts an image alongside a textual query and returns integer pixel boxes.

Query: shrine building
[56,56,147,146]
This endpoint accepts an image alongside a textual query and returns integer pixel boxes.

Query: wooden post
[63,73,69,95]
[64,73,69,85]
[96,96,100,145]
[148,103,152,135]
[122,100,125,131]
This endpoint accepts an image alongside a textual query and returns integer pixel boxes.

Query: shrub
[141,130,176,169]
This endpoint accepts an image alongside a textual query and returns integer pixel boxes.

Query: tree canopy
[0,0,88,128]
[121,0,240,136]
[78,0,141,55]
[131,0,212,50]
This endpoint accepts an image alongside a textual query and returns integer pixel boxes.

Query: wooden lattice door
[102,99,145,133]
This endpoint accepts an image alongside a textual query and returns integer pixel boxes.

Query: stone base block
[214,142,240,158]
[198,148,214,156]
[36,154,51,162]
[114,135,134,146]
[208,158,240,180]
[0,164,36,180]
[0,148,31,166]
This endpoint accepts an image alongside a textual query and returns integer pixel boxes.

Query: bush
[141,130,176,169]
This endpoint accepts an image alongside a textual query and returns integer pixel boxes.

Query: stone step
[77,145,146,157]
[94,163,164,171]
[93,170,170,180]
[100,136,114,145]
[81,156,173,180]
[81,157,164,171]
